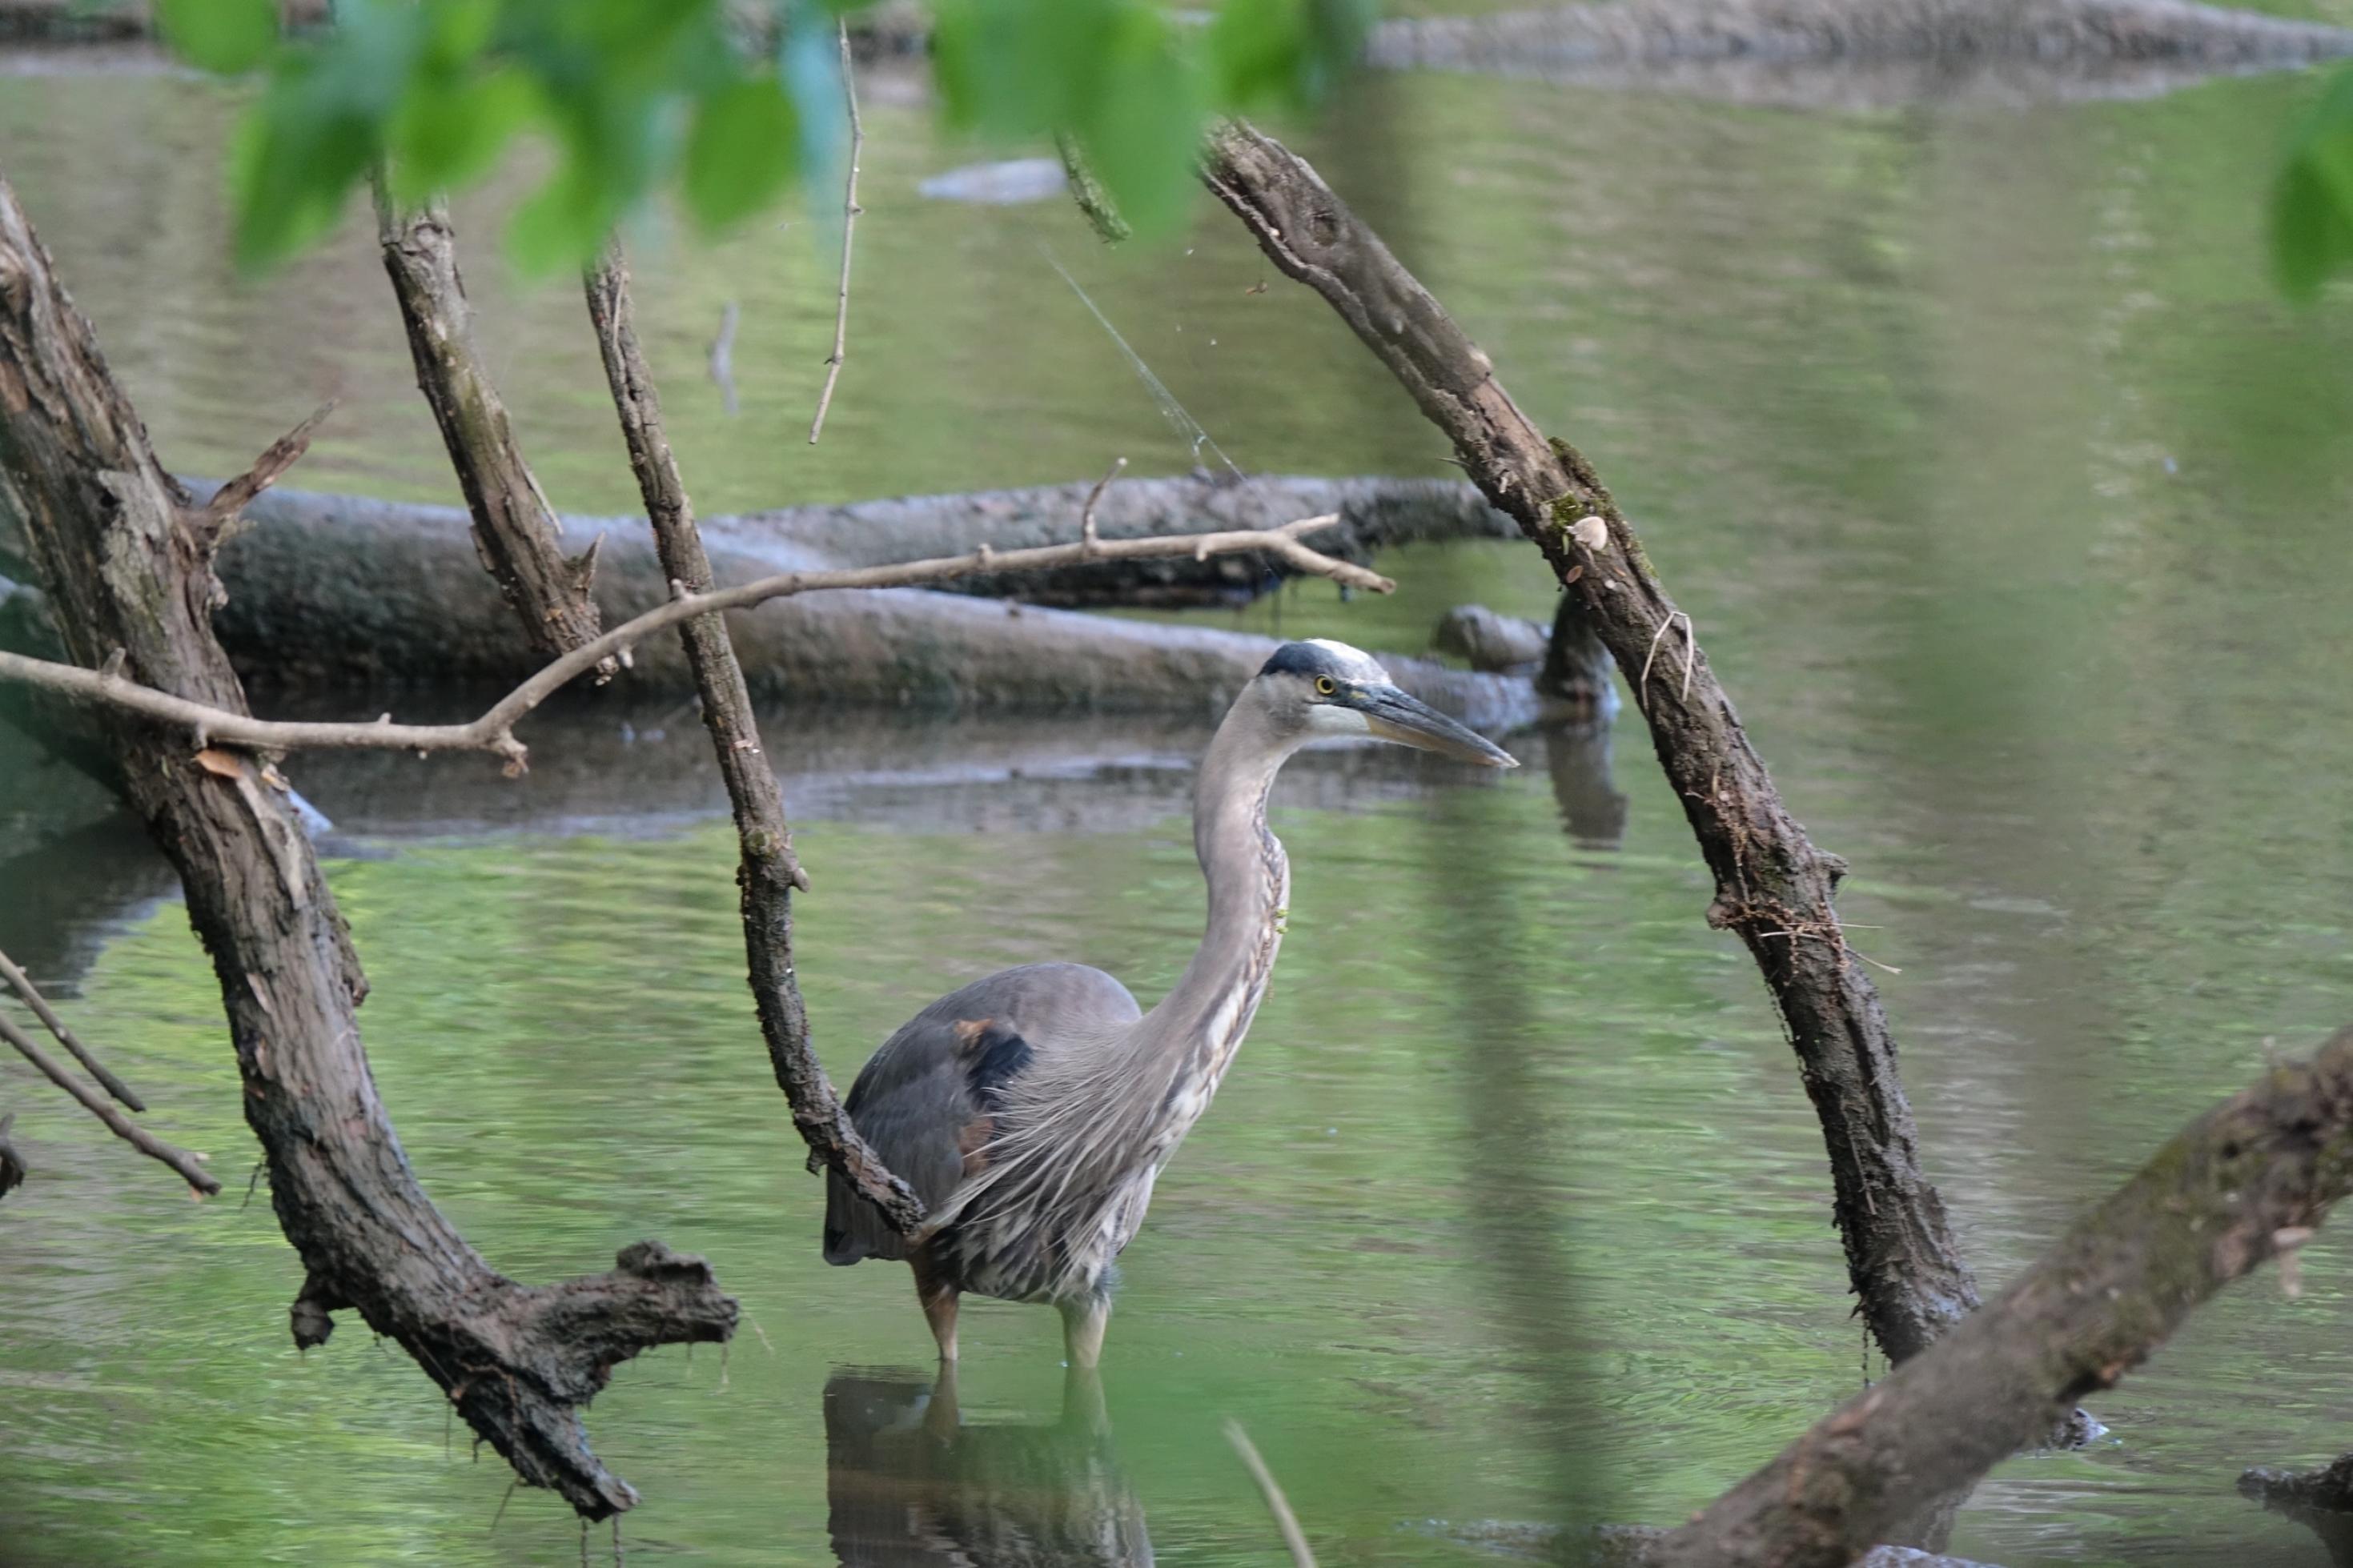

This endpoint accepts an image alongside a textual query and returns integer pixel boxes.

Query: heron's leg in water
[923,1359,962,1442]
[910,1251,960,1363]
[1061,1364,1110,1437]
[1059,1294,1110,1369]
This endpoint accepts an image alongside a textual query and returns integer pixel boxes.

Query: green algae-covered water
[6,35,2353,1568]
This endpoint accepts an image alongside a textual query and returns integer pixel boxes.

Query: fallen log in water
[0,473,1562,784]
[1365,0,2353,107]
[16,474,1538,724]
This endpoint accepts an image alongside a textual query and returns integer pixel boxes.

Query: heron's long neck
[1138,708,1293,1094]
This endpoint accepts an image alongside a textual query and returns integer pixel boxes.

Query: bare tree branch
[0,1010,216,1194]
[586,241,918,1233]
[1199,116,1982,1369]
[0,943,143,1110]
[0,514,1384,768]
[0,169,733,1522]
[807,19,863,446]
[1652,1025,2353,1568]
[370,174,614,673]
[199,400,335,540]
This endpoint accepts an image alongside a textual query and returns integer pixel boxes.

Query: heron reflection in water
[825,1365,1150,1567]
[824,640,1516,1366]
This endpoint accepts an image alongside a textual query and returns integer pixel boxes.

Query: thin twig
[0,515,1383,768]
[1225,1420,1317,1568]
[1080,456,1125,557]
[0,1012,217,1194]
[0,945,143,1110]
[1636,608,1693,709]
[807,19,862,445]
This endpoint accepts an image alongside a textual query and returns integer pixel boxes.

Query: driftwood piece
[1200,119,1981,1365]
[1651,1025,2353,1568]
[585,244,922,1236]
[0,173,732,1519]
[371,181,611,672]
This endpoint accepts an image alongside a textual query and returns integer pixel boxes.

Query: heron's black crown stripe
[1258,641,1342,680]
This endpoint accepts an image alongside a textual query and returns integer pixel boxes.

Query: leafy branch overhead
[159,0,1376,274]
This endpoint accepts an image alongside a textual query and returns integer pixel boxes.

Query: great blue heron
[823,639,1516,1367]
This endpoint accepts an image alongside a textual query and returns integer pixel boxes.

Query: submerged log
[1370,0,2353,73]
[1365,0,2353,107]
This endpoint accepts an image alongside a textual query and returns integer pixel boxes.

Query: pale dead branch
[807,19,863,446]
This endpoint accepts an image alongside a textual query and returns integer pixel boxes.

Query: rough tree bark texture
[0,174,733,1520]
[1201,120,1981,1364]
[1648,1025,2353,1568]
[584,247,923,1236]
[371,183,609,670]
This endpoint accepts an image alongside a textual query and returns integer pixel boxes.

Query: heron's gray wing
[821,963,1138,1266]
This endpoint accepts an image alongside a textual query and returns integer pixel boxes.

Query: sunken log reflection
[824,1366,1152,1567]
[1542,726,1628,852]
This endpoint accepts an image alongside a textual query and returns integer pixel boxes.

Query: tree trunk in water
[1650,1025,2353,1568]
[0,173,733,1521]
[1200,118,1980,1367]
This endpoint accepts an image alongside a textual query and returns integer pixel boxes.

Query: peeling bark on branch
[584,245,922,1236]
[1652,1025,2353,1568]
[1200,118,1981,1365]
[0,172,730,1520]
[371,181,612,673]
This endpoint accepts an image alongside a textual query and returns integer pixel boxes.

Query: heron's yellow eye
[1315,676,1336,696]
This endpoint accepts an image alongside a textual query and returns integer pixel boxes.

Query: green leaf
[2272,66,2353,301]
[1209,0,1371,106]
[506,158,620,276]
[385,66,539,205]
[1075,7,1204,239]
[156,0,279,74]
[682,75,799,232]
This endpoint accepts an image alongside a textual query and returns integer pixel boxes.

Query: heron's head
[1252,639,1517,768]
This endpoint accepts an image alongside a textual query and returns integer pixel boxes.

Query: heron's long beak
[1355,685,1519,768]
